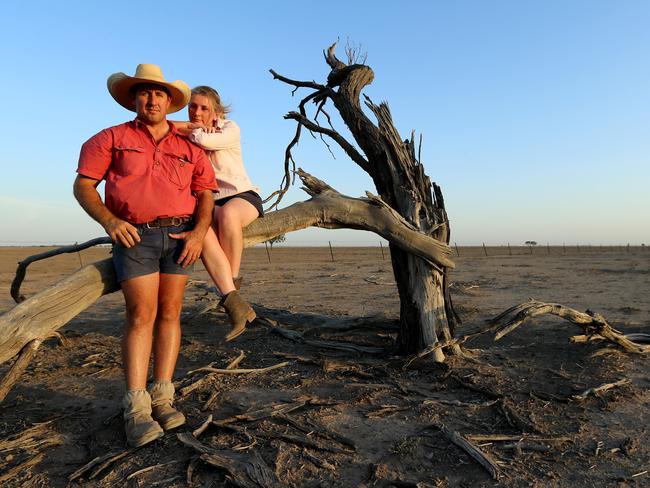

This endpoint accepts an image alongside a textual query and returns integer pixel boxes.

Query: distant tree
[265,234,286,249]
[525,240,538,254]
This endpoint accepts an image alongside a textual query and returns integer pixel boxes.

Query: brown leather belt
[144,216,192,228]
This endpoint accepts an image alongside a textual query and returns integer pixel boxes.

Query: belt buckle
[171,216,182,226]
[146,219,158,229]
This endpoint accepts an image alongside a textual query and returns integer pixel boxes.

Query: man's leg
[152,273,189,381]
[215,198,258,278]
[149,272,188,431]
[121,273,160,389]
[120,272,165,446]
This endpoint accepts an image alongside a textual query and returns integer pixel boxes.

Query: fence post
[264,242,271,263]
[75,241,83,267]
[547,243,550,255]
[482,243,488,256]
[454,242,460,257]
[328,241,335,262]
[379,241,385,260]
[508,243,512,255]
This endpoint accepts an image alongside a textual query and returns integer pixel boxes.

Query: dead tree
[270,43,460,360]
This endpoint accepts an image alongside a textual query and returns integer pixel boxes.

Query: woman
[174,86,262,341]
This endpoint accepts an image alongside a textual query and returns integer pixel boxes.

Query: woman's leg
[201,224,236,295]
[215,198,259,278]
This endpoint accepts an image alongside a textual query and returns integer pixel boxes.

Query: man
[74,64,217,447]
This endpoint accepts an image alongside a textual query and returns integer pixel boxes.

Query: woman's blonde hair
[191,85,231,126]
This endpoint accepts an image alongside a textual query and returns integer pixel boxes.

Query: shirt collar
[132,118,177,135]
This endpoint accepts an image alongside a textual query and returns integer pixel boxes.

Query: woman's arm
[189,120,240,151]
[169,121,207,136]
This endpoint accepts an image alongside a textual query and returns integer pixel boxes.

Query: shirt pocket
[161,152,195,190]
[113,146,148,176]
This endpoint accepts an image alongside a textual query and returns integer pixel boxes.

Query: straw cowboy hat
[107,64,190,114]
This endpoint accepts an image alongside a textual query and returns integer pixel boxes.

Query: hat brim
[107,73,190,114]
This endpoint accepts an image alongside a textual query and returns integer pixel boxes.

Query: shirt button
[156,148,160,152]
[155,161,160,165]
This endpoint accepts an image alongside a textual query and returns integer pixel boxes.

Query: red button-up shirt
[77,120,217,224]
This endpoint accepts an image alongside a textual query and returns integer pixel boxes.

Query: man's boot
[149,381,186,431]
[122,389,164,448]
[233,276,243,291]
[221,290,256,341]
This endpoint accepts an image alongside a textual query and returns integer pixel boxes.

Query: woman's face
[188,94,219,126]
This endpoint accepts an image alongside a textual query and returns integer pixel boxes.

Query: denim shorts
[112,222,195,283]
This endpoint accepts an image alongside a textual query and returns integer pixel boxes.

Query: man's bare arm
[73,175,141,247]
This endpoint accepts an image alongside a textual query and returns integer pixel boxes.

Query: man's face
[134,84,171,124]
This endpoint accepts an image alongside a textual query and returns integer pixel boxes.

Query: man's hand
[172,189,214,268]
[169,229,203,268]
[103,217,141,248]
[74,175,141,247]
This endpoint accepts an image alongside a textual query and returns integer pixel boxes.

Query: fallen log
[0,258,118,364]
[488,299,650,354]
[0,169,452,399]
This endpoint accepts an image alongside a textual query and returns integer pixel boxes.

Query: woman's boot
[221,290,256,341]
[122,390,164,447]
[149,381,186,431]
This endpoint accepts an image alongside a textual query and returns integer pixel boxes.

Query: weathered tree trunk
[271,44,460,359]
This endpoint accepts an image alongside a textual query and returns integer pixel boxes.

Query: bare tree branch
[344,38,368,65]
[11,237,111,303]
[324,42,346,70]
[284,112,371,173]
[268,69,327,92]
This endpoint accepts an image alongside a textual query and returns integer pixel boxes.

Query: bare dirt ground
[0,245,648,487]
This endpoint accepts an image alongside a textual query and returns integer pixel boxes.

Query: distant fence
[452,243,647,258]
[252,241,647,263]
[4,241,645,264]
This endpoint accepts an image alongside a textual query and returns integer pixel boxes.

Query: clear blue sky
[0,0,648,246]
